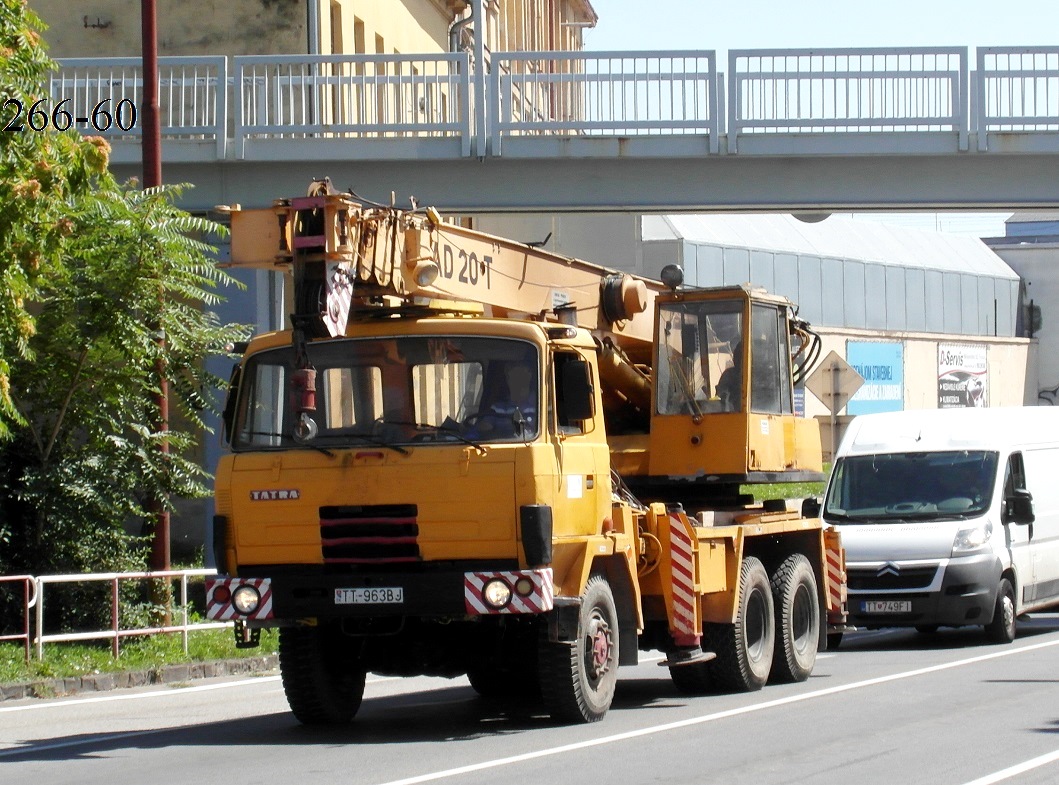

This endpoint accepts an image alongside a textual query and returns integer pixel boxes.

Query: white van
[822,406,1059,645]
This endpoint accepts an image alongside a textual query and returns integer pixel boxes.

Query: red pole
[142,0,169,574]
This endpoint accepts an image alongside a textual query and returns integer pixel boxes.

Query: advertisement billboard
[847,341,904,415]
[938,344,988,408]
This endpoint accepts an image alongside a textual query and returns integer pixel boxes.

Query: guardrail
[977,46,1059,149]
[49,45,1059,160]
[728,47,969,152]
[0,576,36,663]
[0,569,229,663]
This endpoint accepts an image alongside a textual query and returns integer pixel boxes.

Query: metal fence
[490,50,721,154]
[50,56,228,158]
[47,45,1059,159]
[234,53,473,157]
[0,569,229,663]
[728,47,969,151]
[977,46,1059,149]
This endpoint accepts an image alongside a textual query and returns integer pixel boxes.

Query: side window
[239,362,286,447]
[554,351,588,435]
[750,304,782,414]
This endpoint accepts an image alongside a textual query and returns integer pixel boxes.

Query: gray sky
[583,0,1059,236]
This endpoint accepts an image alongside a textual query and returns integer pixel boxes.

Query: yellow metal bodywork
[215,187,846,649]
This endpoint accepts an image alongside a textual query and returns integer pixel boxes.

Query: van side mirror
[560,360,595,422]
[1003,488,1035,525]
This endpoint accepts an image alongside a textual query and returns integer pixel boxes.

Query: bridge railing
[49,56,228,159]
[977,46,1059,150]
[49,46,1059,160]
[489,50,721,154]
[233,53,473,158]
[728,47,969,152]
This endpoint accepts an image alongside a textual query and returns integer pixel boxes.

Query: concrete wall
[35,0,309,57]
[992,242,1059,404]
[809,327,1034,461]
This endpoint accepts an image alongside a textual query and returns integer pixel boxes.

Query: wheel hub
[586,616,613,681]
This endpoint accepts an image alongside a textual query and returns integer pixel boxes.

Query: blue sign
[847,341,904,415]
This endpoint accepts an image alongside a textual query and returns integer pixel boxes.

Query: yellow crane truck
[206,180,847,724]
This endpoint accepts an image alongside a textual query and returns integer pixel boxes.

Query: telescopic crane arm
[221,180,664,359]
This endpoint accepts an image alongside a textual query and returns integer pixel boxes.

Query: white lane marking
[0,675,282,714]
[958,748,1059,785]
[373,637,1059,785]
[0,672,402,715]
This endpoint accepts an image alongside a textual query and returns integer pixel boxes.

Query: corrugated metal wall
[658,241,1020,338]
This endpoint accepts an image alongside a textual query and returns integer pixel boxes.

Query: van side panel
[1019,447,1059,608]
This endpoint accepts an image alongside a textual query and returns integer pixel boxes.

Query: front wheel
[279,624,366,725]
[984,576,1017,644]
[538,575,619,723]
[706,556,775,692]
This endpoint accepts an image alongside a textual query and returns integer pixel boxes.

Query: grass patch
[742,464,831,505]
[0,627,278,685]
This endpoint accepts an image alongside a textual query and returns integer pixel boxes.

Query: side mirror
[1003,488,1035,525]
[560,360,595,422]
[801,497,821,518]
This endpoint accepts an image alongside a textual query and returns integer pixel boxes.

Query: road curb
[0,654,278,702]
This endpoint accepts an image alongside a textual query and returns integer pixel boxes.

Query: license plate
[861,600,912,613]
[335,587,404,605]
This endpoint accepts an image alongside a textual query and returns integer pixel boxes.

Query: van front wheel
[984,577,1016,644]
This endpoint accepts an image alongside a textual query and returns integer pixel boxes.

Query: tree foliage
[0,2,248,594]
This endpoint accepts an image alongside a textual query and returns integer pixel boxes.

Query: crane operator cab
[610,280,825,507]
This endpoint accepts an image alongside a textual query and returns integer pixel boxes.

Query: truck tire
[984,576,1017,644]
[538,575,619,723]
[705,556,774,692]
[279,625,366,725]
[769,553,820,683]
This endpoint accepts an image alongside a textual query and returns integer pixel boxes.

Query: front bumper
[206,567,553,622]
[846,553,1002,628]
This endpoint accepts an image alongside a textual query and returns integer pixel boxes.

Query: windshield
[656,299,744,415]
[823,450,999,521]
[232,336,540,451]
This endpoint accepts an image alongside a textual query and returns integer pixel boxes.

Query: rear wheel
[984,576,1017,644]
[769,554,820,684]
[706,556,775,692]
[538,575,619,723]
[279,624,366,725]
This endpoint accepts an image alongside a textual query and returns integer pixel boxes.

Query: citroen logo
[877,562,901,577]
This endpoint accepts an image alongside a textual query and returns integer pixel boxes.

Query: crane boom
[222,181,662,357]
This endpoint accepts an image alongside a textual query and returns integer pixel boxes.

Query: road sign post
[805,351,865,461]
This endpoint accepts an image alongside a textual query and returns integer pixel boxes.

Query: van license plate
[335,587,404,605]
[861,600,911,613]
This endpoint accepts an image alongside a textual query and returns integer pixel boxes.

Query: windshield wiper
[342,433,409,455]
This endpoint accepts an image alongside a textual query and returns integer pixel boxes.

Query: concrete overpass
[53,45,1059,213]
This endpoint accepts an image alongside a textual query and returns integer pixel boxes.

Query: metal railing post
[112,576,121,658]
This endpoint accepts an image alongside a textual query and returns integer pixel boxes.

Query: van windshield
[823,450,998,522]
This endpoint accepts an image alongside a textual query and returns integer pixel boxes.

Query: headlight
[232,585,261,614]
[953,522,993,553]
[482,578,512,609]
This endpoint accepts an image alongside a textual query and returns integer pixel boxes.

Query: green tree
[0,2,247,618]
[0,0,107,437]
